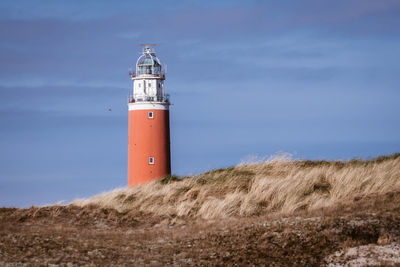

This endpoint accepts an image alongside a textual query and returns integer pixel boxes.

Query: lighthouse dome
[136,53,162,76]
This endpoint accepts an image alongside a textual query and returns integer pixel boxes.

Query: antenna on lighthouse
[136,43,162,54]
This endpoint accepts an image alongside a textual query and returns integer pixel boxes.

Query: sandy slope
[73,154,400,220]
[1,155,399,266]
[1,192,399,266]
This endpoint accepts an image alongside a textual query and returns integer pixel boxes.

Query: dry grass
[72,153,400,219]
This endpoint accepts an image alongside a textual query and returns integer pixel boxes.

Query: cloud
[0,0,399,89]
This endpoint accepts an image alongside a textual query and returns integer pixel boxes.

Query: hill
[73,153,400,219]
[1,154,400,266]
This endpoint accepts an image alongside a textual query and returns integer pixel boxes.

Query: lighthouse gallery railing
[128,94,170,104]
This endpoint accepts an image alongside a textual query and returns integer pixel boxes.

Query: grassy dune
[73,153,400,219]
[2,153,400,265]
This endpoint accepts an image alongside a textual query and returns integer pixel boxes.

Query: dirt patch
[325,243,400,266]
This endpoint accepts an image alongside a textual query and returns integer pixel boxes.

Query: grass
[72,153,400,219]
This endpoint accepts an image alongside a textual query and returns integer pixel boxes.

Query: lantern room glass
[137,54,162,76]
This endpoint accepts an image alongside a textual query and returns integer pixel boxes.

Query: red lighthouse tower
[127,45,171,186]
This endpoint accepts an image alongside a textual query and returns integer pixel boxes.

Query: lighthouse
[127,45,171,186]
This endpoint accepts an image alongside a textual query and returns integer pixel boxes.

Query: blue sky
[1,0,399,207]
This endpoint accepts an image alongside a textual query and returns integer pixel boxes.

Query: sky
[1,0,400,207]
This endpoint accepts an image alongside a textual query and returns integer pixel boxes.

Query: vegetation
[2,153,399,265]
[73,153,400,219]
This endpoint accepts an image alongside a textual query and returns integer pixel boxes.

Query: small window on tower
[138,83,141,87]
[149,157,154,165]
[148,83,151,88]
[148,111,154,118]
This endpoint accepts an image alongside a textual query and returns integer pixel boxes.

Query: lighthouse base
[127,102,171,187]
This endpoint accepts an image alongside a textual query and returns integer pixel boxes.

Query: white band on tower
[128,102,169,111]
